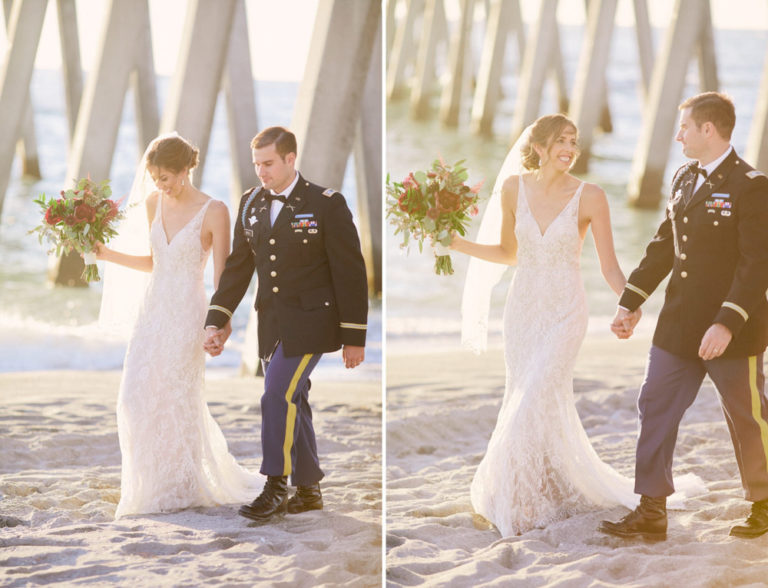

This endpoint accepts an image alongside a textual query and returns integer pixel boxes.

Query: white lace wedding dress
[470,177,640,536]
[115,196,263,518]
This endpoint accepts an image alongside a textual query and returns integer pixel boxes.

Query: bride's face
[537,128,579,172]
[148,165,187,198]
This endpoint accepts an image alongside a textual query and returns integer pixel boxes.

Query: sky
[0,0,765,80]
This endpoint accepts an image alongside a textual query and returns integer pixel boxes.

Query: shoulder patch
[746,170,766,179]
[322,188,337,198]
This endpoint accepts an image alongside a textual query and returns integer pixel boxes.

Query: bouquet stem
[82,252,100,282]
[434,254,454,275]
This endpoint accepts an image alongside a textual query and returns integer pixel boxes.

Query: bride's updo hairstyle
[145,134,200,174]
[520,114,580,170]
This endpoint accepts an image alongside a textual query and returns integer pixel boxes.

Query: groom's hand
[204,323,232,357]
[611,307,640,339]
[342,345,365,369]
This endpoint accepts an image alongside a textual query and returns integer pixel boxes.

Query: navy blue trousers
[635,345,768,502]
[260,342,323,486]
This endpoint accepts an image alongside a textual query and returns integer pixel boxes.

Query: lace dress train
[115,196,263,518]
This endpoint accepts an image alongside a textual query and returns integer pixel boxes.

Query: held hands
[204,322,232,357]
[342,345,365,369]
[610,307,642,339]
[699,323,732,361]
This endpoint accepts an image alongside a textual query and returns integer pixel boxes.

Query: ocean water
[0,70,381,381]
[386,26,768,354]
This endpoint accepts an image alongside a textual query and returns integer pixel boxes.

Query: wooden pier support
[4,0,40,179]
[160,0,237,187]
[509,0,561,141]
[222,0,259,205]
[355,21,383,295]
[627,0,717,208]
[470,0,524,135]
[439,0,474,127]
[569,0,618,174]
[409,0,445,119]
[0,0,47,217]
[746,53,768,173]
[291,0,381,189]
[387,0,422,100]
[55,0,83,142]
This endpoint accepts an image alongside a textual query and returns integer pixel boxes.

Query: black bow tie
[694,165,708,179]
[266,193,287,203]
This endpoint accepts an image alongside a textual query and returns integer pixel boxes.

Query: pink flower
[402,172,419,190]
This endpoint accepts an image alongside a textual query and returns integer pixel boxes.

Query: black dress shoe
[598,495,667,541]
[730,499,768,539]
[287,483,323,514]
[238,475,288,522]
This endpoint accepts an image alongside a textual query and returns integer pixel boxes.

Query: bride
[96,133,262,518]
[448,114,641,536]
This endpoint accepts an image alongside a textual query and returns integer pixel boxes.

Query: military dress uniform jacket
[619,150,768,359]
[205,174,368,359]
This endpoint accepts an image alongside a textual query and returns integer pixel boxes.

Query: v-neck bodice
[515,176,584,269]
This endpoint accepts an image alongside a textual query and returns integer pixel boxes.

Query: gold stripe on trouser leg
[748,355,768,473]
[282,354,314,477]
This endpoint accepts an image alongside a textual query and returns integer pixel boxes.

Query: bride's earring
[181,179,185,187]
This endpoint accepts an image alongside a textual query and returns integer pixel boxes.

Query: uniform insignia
[712,192,730,198]
[295,213,314,218]
[309,228,318,234]
[322,188,336,197]
[707,209,716,214]
[674,189,683,200]
[249,215,258,225]
[291,219,318,229]
[244,228,253,237]
[705,200,731,209]
[721,210,731,216]
[260,205,268,213]
[746,170,766,179]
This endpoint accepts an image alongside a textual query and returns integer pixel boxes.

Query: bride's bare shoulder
[501,174,521,210]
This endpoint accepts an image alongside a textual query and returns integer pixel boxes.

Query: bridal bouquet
[386,157,483,275]
[30,176,123,282]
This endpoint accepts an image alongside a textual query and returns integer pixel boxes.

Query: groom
[203,126,368,523]
[600,92,768,540]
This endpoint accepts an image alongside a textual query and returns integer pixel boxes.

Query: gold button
[272,286,279,293]
[681,271,688,278]
[680,253,687,260]
[683,217,688,223]
[324,301,330,307]
[682,235,688,242]
[270,271,277,277]
[270,254,276,261]
[303,239,308,244]
[269,238,275,245]
[714,221,719,226]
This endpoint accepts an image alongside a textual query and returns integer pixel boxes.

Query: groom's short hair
[679,92,735,140]
[251,127,297,160]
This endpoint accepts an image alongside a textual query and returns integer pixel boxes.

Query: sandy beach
[0,370,381,587]
[386,331,768,587]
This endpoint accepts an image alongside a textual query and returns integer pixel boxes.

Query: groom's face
[252,144,296,193]
[676,108,706,160]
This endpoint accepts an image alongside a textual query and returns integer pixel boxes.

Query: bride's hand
[431,231,456,256]
[92,241,108,260]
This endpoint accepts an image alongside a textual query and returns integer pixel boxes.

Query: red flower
[64,215,77,226]
[435,190,461,212]
[102,199,119,222]
[398,190,425,215]
[44,206,61,225]
[426,207,440,220]
[74,203,96,223]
